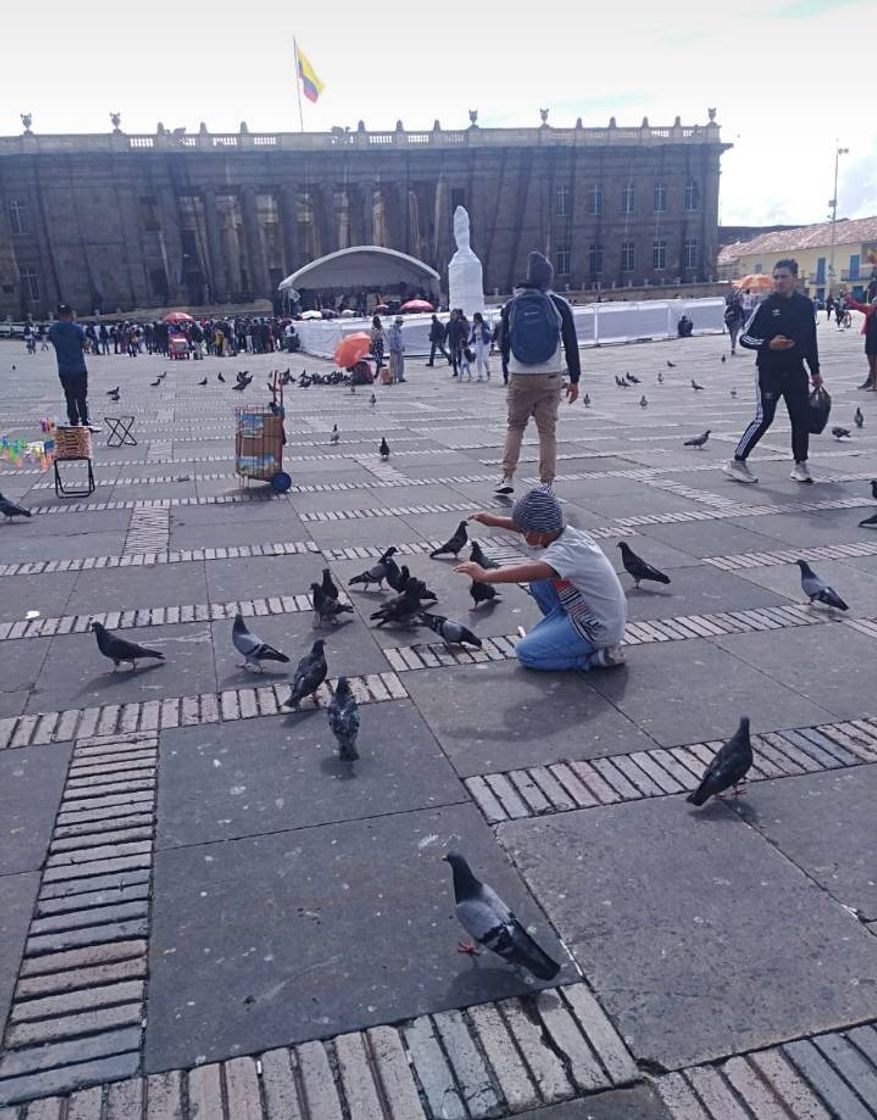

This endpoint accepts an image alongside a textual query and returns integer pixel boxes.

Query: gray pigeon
[418,612,482,649]
[330,424,340,444]
[349,547,398,590]
[232,613,290,671]
[618,542,671,588]
[92,621,164,671]
[687,716,753,805]
[859,512,877,529]
[370,581,426,627]
[379,437,390,458]
[469,540,499,570]
[854,407,864,429]
[0,492,32,519]
[430,520,469,559]
[444,852,560,980]
[327,676,359,761]
[282,639,328,709]
[311,582,354,627]
[796,560,848,610]
[683,430,710,448]
[321,568,340,601]
[470,580,500,609]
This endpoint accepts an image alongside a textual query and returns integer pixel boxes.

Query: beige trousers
[501,372,563,483]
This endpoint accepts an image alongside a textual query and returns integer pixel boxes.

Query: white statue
[448,206,484,317]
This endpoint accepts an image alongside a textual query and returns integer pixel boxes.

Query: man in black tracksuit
[724,258,823,485]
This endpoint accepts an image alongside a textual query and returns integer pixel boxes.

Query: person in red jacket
[844,292,877,390]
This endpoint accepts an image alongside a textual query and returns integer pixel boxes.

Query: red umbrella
[334,333,373,368]
[400,299,434,313]
[374,304,391,314]
[163,311,194,323]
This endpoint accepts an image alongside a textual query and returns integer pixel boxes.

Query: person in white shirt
[454,488,627,671]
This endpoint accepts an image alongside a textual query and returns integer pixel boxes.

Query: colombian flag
[296,43,324,104]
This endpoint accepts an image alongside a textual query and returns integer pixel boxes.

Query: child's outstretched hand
[468,511,492,525]
[454,561,487,581]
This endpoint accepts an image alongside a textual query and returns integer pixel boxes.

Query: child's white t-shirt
[541,526,627,647]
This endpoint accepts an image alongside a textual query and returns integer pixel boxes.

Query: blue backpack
[507,290,561,365]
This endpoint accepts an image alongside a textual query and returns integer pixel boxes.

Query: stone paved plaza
[1,325,877,1119]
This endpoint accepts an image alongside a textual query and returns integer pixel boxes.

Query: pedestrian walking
[426,314,451,366]
[47,305,101,433]
[446,309,467,379]
[724,293,745,355]
[844,292,877,390]
[723,259,822,485]
[387,316,406,383]
[494,252,580,495]
[470,312,491,381]
[370,315,385,374]
[835,294,847,330]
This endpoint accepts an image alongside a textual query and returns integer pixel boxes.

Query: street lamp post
[828,144,849,295]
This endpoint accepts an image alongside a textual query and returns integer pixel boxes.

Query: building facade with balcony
[0,115,729,319]
[718,215,877,301]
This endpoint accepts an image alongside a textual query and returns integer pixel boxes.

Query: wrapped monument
[448,206,484,316]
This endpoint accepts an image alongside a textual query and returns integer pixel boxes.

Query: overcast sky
[2,0,874,230]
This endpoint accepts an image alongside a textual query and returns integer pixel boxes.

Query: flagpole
[293,37,305,133]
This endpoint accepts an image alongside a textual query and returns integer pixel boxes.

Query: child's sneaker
[586,645,626,670]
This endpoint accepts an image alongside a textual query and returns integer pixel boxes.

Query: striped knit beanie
[511,488,564,533]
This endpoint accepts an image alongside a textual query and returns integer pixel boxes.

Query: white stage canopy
[278,246,440,293]
[293,298,726,359]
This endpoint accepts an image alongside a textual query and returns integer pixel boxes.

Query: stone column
[157,186,185,303]
[279,185,299,276]
[241,187,267,298]
[202,188,227,303]
[360,184,375,245]
[117,184,150,308]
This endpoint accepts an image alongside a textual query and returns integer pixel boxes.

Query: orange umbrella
[334,333,372,368]
[164,310,194,323]
[400,299,434,313]
[733,274,774,291]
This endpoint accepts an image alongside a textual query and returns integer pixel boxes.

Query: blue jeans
[516,579,598,671]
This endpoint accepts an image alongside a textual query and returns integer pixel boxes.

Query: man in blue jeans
[48,305,100,432]
[454,488,627,671]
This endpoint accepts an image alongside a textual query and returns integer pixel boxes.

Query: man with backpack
[495,252,580,495]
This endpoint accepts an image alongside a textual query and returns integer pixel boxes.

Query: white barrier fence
[294,298,726,360]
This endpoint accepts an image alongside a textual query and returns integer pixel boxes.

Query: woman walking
[370,315,385,375]
[470,312,492,381]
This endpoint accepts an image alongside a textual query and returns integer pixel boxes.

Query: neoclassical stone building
[0,114,729,317]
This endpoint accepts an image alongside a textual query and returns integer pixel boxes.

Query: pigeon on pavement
[418,612,482,649]
[379,437,390,459]
[444,852,560,979]
[859,512,877,528]
[469,540,499,569]
[198,377,208,386]
[370,392,377,407]
[311,583,354,627]
[370,581,426,627]
[106,386,120,396]
[0,492,32,519]
[667,360,677,368]
[583,393,591,406]
[217,372,225,382]
[626,372,641,384]
[232,613,290,671]
[832,426,851,440]
[470,580,500,608]
[614,375,628,388]
[640,395,648,408]
[686,716,753,805]
[282,639,328,709]
[683,430,711,448]
[871,479,877,501]
[349,547,398,590]
[796,560,848,610]
[327,676,359,761]
[150,378,161,387]
[730,387,737,398]
[321,568,340,601]
[92,621,164,671]
[430,520,469,559]
[618,541,671,588]
[721,354,727,363]
[657,371,664,384]
[330,424,340,444]
[855,407,864,429]
[690,378,705,391]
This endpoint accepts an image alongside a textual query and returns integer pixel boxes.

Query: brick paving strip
[462,717,877,825]
[0,673,407,753]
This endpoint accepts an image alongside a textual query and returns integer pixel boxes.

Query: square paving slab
[145,801,572,1071]
[0,743,71,875]
[499,797,877,1069]
[70,561,209,617]
[403,661,654,777]
[0,571,77,624]
[156,702,465,848]
[204,553,326,602]
[0,638,53,718]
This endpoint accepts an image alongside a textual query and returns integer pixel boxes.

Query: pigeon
[832,426,851,440]
[0,492,32,519]
[617,541,671,588]
[321,567,340,601]
[690,378,705,391]
[106,386,120,397]
[626,372,641,384]
[667,360,677,368]
[282,639,328,709]
[686,716,753,805]
[614,375,628,388]
[232,613,290,671]
[378,437,390,459]
[370,392,377,407]
[217,372,225,382]
[855,407,864,429]
[91,621,164,671]
[444,852,560,980]
[430,520,468,559]
[640,395,648,408]
[237,370,250,379]
[721,354,727,363]
[370,581,426,627]
[150,378,161,387]
[583,393,591,407]
[391,565,437,600]
[871,479,877,502]
[683,429,711,448]
[349,547,398,590]
[858,512,877,528]
[470,580,499,608]
[157,371,167,381]
[311,582,354,627]
[232,381,248,392]
[418,612,482,649]
[657,371,664,384]
[327,676,359,761]
[730,387,737,398]
[198,377,208,386]
[469,540,499,569]
[330,424,340,444]
[796,559,848,610]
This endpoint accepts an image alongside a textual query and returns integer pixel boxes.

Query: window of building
[653,184,666,213]
[815,257,826,283]
[754,262,763,274]
[450,188,466,212]
[684,238,698,269]
[588,243,604,274]
[622,183,635,215]
[19,267,39,302]
[8,200,26,235]
[555,245,571,276]
[653,240,667,270]
[554,185,570,217]
[849,253,860,279]
[621,241,635,272]
[684,179,700,211]
[588,184,603,216]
